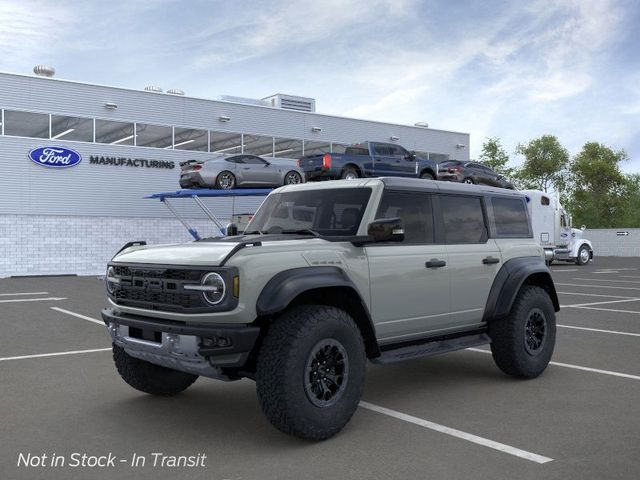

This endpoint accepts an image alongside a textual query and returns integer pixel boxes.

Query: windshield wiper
[281,229,321,237]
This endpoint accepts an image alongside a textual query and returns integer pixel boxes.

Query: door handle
[482,256,500,265]
[426,259,446,268]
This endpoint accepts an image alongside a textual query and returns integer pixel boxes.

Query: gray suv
[102,178,559,440]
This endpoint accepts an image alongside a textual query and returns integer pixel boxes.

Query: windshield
[245,188,372,236]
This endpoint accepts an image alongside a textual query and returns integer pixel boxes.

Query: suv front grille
[108,264,236,313]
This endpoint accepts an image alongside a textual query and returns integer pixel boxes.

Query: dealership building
[0,68,470,277]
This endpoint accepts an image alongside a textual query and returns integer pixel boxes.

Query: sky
[1,0,639,171]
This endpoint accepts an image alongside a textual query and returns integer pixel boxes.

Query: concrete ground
[1,257,639,480]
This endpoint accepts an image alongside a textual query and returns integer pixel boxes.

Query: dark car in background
[179,154,305,189]
[298,141,438,181]
[437,160,515,189]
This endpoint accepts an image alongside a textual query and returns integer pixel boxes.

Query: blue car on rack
[298,141,438,181]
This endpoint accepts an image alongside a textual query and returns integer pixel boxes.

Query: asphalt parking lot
[1,257,639,480]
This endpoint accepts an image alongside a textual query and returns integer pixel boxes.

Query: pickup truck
[298,141,438,181]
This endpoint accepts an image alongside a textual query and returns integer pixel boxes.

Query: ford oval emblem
[28,146,82,168]
[560,233,568,238]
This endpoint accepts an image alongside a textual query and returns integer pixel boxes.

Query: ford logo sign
[28,146,82,168]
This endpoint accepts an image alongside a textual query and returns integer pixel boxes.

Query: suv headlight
[106,266,119,294]
[185,272,226,305]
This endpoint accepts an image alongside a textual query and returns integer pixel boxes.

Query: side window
[441,195,487,244]
[242,156,267,165]
[373,144,391,156]
[389,145,407,158]
[491,197,531,237]
[375,191,434,244]
[541,196,550,206]
[226,156,243,163]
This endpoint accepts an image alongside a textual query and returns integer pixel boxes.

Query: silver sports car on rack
[179,154,305,189]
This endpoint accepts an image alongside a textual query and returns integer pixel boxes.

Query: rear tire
[420,171,435,180]
[341,167,359,180]
[216,171,236,189]
[112,344,198,396]
[256,305,366,440]
[488,286,556,379]
[284,170,303,185]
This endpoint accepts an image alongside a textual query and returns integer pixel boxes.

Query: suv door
[366,190,450,343]
[436,194,501,328]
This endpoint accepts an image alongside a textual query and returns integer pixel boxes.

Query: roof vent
[144,85,163,93]
[33,65,55,77]
[167,88,185,96]
[262,94,316,112]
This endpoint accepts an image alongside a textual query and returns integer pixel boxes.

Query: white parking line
[573,278,640,284]
[561,298,640,308]
[556,283,640,291]
[467,348,640,381]
[558,324,640,337]
[557,291,638,299]
[0,348,111,362]
[571,306,640,315]
[0,297,67,304]
[51,307,104,326]
[0,291,49,296]
[359,401,553,464]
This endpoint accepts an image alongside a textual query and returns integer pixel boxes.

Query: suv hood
[112,242,239,266]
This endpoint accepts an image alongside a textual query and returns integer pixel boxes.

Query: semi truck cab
[522,190,594,265]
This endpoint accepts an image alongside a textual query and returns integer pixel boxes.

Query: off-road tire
[112,344,198,396]
[256,305,366,440]
[420,171,435,180]
[341,167,359,180]
[215,171,236,189]
[576,245,590,265]
[488,286,556,379]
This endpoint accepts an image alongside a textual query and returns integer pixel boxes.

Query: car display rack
[146,188,272,240]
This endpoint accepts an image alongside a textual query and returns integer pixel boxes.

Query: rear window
[491,197,531,237]
[441,195,488,244]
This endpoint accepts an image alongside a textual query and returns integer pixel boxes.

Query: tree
[514,135,569,193]
[567,142,630,228]
[478,137,515,178]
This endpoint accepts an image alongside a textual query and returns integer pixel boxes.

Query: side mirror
[404,151,416,161]
[367,217,404,243]
[225,223,239,236]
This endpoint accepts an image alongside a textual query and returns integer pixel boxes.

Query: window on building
[429,153,450,163]
[173,127,208,151]
[210,131,243,154]
[273,137,303,159]
[51,115,93,142]
[375,191,434,244]
[441,195,487,244]
[491,197,530,237]
[4,110,49,138]
[303,140,331,156]
[136,123,172,148]
[95,119,135,145]
[243,134,274,156]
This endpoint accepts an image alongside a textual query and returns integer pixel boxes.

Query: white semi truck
[521,190,593,265]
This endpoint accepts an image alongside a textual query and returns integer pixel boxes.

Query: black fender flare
[256,266,379,356]
[257,266,364,315]
[483,256,560,322]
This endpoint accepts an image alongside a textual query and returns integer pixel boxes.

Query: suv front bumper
[101,308,260,379]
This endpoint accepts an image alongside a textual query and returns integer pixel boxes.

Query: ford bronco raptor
[102,178,559,440]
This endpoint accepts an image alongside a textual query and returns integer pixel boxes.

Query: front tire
[216,171,236,189]
[256,305,366,440]
[488,286,556,379]
[112,344,198,396]
[463,177,475,184]
[576,245,591,265]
